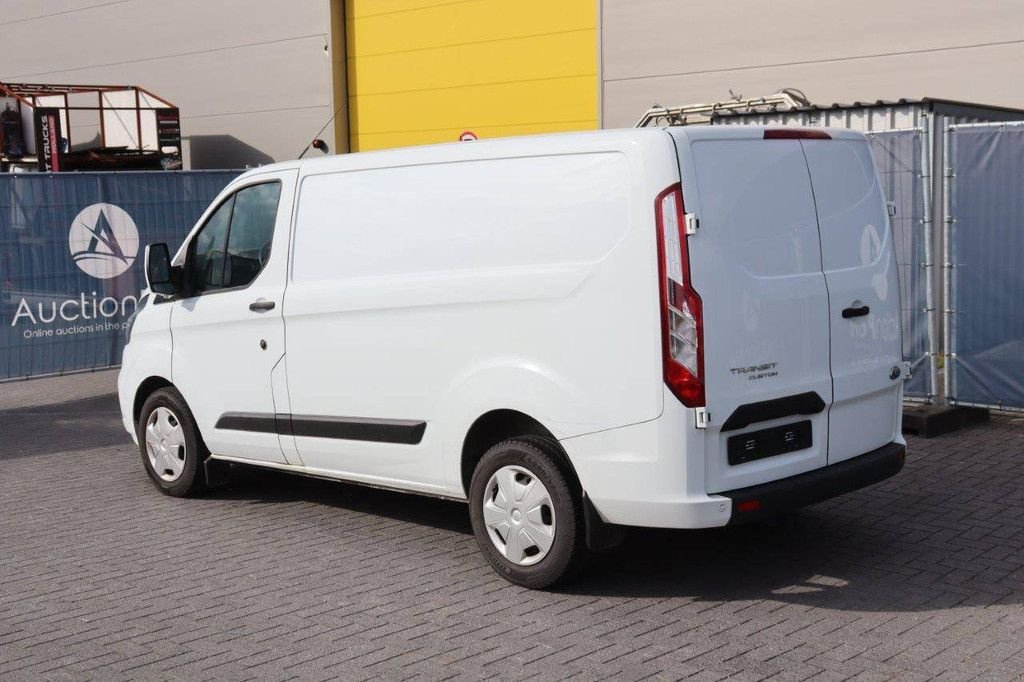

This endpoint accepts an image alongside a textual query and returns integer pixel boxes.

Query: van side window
[189,196,233,293]
[187,181,281,295]
[223,182,281,288]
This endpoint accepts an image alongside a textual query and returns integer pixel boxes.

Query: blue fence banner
[948,124,1024,410]
[1,171,240,381]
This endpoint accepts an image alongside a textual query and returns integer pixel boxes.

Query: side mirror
[145,243,178,296]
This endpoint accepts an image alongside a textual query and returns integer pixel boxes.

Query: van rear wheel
[468,437,586,589]
[137,387,208,497]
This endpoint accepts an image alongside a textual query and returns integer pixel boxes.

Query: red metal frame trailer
[0,82,181,172]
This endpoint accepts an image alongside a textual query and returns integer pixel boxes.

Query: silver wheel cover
[482,465,556,566]
[145,406,187,482]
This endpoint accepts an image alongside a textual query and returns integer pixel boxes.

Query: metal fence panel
[947,124,1024,410]
[1,171,240,381]
[868,128,934,400]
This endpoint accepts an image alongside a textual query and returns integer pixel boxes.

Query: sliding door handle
[249,299,276,312]
[842,304,870,319]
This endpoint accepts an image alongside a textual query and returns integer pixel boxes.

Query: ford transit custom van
[119,126,906,588]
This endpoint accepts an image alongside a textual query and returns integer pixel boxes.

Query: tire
[137,386,209,497]
[468,436,586,589]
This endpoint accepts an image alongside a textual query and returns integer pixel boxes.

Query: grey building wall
[601,0,1024,127]
[0,0,338,168]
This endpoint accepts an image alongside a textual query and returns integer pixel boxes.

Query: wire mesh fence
[868,128,935,401]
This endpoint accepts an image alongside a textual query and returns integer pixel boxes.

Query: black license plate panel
[727,420,813,466]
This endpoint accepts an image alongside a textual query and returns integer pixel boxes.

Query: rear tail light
[655,184,704,407]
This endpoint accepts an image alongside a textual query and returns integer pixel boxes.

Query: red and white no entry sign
[459,131,478,142]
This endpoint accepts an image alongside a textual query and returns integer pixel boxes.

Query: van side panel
[291,155,630,281]
[283,142,671,493]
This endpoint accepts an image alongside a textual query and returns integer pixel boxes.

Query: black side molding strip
[215,412,426,445]
[215,412,277,434]
[289,414,426,445]
[720,391,826,432]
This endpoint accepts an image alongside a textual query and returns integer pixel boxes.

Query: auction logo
[68,203,139,279]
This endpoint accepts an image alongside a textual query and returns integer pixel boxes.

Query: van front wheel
[137,387,208,497]
[468,437,586,588]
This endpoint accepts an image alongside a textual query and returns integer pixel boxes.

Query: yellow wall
[345,0,598,151]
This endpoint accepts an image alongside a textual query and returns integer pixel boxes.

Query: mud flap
[203,456,231,489]
[583,493,626,551]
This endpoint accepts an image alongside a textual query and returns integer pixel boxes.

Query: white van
[119,126,907,588]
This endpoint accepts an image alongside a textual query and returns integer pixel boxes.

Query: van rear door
[802,136,903,463]
[669,128,833,494]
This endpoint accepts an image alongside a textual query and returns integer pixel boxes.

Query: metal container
[706,97,1024,131]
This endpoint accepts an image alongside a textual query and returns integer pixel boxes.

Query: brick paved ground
[2,370,1024,680]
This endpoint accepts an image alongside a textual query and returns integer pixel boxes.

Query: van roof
[235,125,867,181]
[235,128,669,179]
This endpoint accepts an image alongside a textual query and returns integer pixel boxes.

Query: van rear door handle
[842,304,870,318]
[249,299,276,312]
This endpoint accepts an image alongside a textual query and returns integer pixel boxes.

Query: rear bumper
[721,441,905,524]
